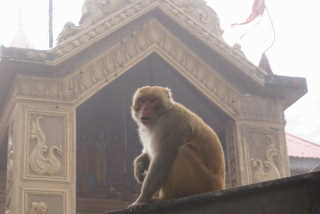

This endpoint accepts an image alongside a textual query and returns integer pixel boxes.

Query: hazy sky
[0,0,319,143]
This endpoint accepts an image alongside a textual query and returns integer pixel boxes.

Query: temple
[0,0,307,213]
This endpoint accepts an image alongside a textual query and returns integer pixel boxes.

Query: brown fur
[130,86,225,206]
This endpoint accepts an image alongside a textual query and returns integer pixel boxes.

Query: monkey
[130,86,225,206]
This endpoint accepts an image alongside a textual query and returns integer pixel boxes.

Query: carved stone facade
[239,125,285,184]
[0,0,307,213]
[1,104,75,214]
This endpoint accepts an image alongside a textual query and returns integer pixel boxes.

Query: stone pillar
[5,102,76,214]
[235,95,290,185]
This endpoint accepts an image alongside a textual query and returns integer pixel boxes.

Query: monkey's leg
[160,144,217,200]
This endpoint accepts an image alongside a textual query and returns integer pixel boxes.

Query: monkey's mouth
[141,117,151,124]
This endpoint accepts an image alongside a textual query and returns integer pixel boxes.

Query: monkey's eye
[138,97,147,104]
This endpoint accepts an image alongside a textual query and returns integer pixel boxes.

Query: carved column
[235,95,289,185]
[5,102,76,214]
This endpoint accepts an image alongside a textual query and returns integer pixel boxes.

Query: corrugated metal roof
[286,133,320,159]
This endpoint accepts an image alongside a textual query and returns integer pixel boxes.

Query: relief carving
[30,202,48,214]
[29,115,63,176]
[242,126,282,183]
[16,19,241,117]
[251,143,281,183]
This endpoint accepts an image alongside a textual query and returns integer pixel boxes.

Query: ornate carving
[29,115,63,176]
[251,143,281,183]
[241,126,282,183]
[30,201,48,214]
[16,19,241,118]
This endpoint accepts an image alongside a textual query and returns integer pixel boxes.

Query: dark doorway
[76,53,232,212]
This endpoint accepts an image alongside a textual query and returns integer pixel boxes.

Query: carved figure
[29,116,63,175]
[30,201,48,214]
[130,86,225,206]
[251,143,280,182]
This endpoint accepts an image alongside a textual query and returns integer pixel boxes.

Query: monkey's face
[132,86,173,127]
[134,95,163,126]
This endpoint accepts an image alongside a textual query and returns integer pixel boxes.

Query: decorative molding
[24,110,70,182]
[15,19,241,119]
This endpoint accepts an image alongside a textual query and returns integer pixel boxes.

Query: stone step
[105,171,320,214]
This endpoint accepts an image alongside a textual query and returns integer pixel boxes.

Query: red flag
[232,0,265,26]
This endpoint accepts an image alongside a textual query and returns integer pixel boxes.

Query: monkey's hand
[134,163,146,184]
[134,153,149,184]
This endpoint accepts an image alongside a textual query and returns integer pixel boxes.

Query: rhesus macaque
[130,86,225,206]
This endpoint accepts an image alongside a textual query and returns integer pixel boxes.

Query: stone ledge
[105,171,320,214]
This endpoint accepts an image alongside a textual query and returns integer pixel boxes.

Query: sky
[0,0,319,143]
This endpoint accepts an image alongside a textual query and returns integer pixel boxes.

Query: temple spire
[10,9,33,49]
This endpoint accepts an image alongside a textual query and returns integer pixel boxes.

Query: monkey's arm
[132,149,177,205]
[132,116,191,205]
[134,153,150,184]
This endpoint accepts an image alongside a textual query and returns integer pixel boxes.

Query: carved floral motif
[29,115,63,176]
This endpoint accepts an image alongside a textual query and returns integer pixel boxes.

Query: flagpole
[49,0,53,48]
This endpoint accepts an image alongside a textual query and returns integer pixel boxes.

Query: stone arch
[64,19,241,119]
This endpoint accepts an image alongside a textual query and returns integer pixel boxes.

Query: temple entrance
[76,53,234,212]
